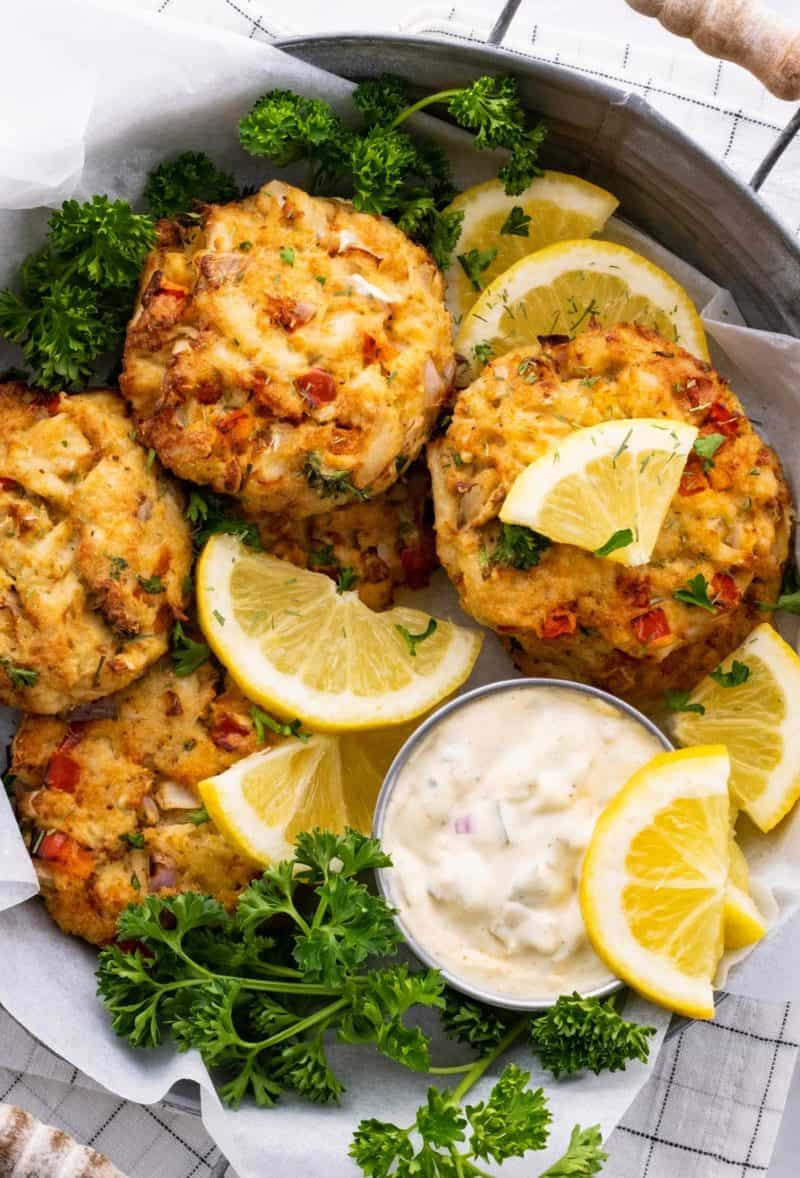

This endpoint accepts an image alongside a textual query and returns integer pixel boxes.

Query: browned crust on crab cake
[429,324,792,713]
[120,181,454,518]
[11,659,270,944]
[252,461,438,611]
[0,384,192,714]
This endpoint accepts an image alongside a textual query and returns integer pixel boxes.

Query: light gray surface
[769,1057,800,1177]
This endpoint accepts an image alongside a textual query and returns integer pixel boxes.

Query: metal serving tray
[18,20,795,1160]
[278,30,800,337]
[164,25,799,1142]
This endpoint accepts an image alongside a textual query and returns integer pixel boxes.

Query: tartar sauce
[380,684,665,1001]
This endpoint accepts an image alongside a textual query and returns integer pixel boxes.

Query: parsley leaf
[709,659,750,688]
[0,197,155,389]
[185,488,262,550]
[693,432,726,471]
[170,621,211,677]
[467,1064,550,1161]
[137,574,164,594]
[0,659,39,689]
[336,567,359,594]
[144,152,239,219]
[472,340,495,365]
[663,689,705,715]
[758,558,800,614]
[394,619,437,657]
[673,573,716,612]
[119,831,145,849]
[250,704,309,744]
[594,528,634,558]
[440,987,513,1051]
[304,452,370,502]
[539,1124,607,1177]
[457,246,498,292]
[500,205,531,236]
[531,993,656,1077]
[490,523,551,570]
[428,209,464,270]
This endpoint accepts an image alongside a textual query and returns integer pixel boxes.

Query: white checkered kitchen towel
[1,2,799,1176]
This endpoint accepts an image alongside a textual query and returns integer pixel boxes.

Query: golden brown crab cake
[10,659,272,945]
[0,384,192,714]
[429,324,792,713]
[121,180,454,518]
[252,461,437,611]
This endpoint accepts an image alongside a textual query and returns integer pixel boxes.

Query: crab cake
[0,384,192,714]
[11,659,273,944]
[429,324,792,712]
[121,181,454,518]
[253,461,437,611]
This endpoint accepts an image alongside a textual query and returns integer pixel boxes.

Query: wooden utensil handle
[625,0,800,99]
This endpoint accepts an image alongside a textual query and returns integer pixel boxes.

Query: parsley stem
[452,1016,528,1103]
[428,1063,475,1075]
[256,996,350,1051]
[389,89,463,129]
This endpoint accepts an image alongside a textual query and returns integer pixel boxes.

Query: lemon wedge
[672,623,800,832]
[724,832,766,950]
[455,238,709,378]
[196,535,482,731]
[580,746,730,1019]
[444,172,618,322]
[500,418,697,566]
[200,725,412,864]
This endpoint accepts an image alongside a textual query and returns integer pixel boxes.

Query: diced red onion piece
[454,815,473,834]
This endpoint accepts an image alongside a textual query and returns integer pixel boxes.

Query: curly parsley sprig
[0,151,243,390]
[97,829,654,1174]
[239,74,547,267]
[0,196,155,389]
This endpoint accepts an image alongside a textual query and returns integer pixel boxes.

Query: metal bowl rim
[372,677,673,1012]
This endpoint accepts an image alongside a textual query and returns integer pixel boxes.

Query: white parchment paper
[0,0,797,1173]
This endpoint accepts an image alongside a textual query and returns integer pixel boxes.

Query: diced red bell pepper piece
[706,401,741,438]
[295,368,337,407]
[631,607,671,644]
[540,608,577,639]
[45,752,80,792]
[44,726,85,792]
[679,464,708,496]
[210,713,252,751]
[37,832,94,878]
[711,572,740,609]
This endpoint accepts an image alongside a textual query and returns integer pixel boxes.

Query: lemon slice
[672,623,800,832]
[500,418,697,566]
[724,832,766,950]
[200,724,413,864]
[580,746,730,1019]
[455,239,709,377]
[196,535,482,731]
[444,173,618,322]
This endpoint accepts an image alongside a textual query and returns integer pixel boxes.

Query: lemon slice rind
[455,238,709,376]
[200,725,409,865]
[673,624,800,833]
[196,536,483,732]
[500,418,697,566]
[444,172,619,321]
[580,745,730,1020]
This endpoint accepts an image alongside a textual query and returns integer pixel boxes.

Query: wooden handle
[625,0,800,99]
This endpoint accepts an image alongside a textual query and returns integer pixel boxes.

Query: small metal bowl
[372,677,673,1011]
